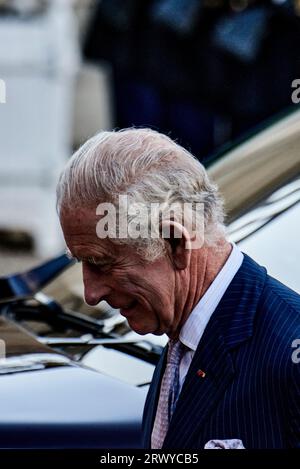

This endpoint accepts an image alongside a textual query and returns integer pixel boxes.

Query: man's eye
[87,260,112,271]
[98,263,112,272]
[86,257,103,266]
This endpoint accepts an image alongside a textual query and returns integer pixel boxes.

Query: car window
[207,108,300,222]
[228,177,300,294]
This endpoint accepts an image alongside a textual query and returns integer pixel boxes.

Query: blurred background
[0,0,300,275]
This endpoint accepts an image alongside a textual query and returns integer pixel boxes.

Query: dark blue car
[0,255,164,448]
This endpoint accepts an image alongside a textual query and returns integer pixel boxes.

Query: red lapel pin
[197,369,206,378]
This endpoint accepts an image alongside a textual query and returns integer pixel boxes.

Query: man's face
[60,206,180,337]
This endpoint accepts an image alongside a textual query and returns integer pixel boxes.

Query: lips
[107,299,137,310]
[122,301,136,309]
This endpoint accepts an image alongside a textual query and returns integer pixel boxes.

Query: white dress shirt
[178,243,244,391]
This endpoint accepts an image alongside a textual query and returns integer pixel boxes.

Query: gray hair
[57,128,225,261]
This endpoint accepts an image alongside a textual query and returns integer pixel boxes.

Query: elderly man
[57,128,300,449]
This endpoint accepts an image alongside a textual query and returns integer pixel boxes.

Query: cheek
[134,274,174,312]
[109,262,174,305]
[108,270,140,291]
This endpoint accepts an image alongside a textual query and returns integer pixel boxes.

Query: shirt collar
[179,243,244,352]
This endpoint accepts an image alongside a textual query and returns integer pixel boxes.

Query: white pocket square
[204,439,245,449]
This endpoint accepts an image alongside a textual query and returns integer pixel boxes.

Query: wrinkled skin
[60,206,231,339]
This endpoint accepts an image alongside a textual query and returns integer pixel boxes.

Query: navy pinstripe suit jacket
[142,254,300,448]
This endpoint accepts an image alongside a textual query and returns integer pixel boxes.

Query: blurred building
[0,0,113,263]
[0,0,79,258]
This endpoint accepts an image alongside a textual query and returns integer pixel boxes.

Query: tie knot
[167,339,184,366]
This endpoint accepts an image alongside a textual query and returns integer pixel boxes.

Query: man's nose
[82,263,111,306]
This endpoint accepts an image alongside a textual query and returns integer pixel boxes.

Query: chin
[128,320,157,336]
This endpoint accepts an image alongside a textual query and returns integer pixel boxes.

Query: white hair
[57,128,225,261]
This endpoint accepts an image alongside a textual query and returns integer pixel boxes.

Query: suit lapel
[163,254,268,449]
[163,312,235,448]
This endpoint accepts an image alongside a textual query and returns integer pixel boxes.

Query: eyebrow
[65,249,113,266]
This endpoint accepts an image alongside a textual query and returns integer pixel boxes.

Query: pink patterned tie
[151,339,184,449]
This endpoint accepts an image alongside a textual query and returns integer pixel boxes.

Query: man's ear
[161,220,192,270]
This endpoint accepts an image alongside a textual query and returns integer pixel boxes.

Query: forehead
[60,205,112,253]
[59,205,141,262]
[60,205,97,231]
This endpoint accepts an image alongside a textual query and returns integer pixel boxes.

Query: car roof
[207,108,300,222]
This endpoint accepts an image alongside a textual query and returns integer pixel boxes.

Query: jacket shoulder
[261,274,300,321]
[254,274,300,361]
